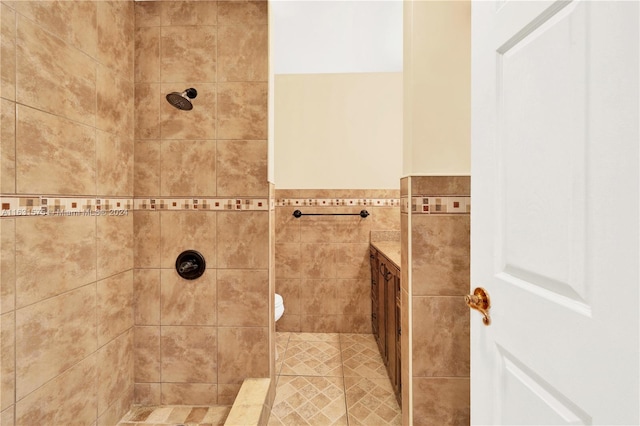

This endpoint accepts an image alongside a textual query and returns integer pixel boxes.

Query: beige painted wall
[403,0,471,175]
[274,72,402,189]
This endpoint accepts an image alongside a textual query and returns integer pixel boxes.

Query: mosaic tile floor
[117,405,230,426]
[269,332,401,426]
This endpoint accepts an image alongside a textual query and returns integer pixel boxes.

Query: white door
[471,1,639,424]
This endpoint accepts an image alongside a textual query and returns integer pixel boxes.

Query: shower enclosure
[0,1,274,424]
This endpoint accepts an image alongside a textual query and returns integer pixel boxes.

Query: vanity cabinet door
[369,248,381,343]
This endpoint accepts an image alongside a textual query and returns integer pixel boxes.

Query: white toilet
[275,293,285,322]
[275,293,285,360]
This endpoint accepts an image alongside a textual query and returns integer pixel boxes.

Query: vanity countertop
[371,241,401,269]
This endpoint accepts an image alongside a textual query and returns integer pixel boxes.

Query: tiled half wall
[275,189,400,333]
[401,176,471,425]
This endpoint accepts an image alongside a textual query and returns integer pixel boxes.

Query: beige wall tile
[335,244,370,280]
[218,25,267,82]
[97,214,134,281]
[15,355,97,426]
[372,207,401,232]
[134,383,161,405]
[161,383,217,405]
[1,312,15,411]
[134,211,161,268]
[16,105,96,195]
[97,66,134,137]
[216,140,267,197]
[15,216,96,308]
[299,315,339,333]
[135,2,161,28]
[1,405,14,426]
[412,215,470,296]
[1,218,15,313]
[97,384,133,426]
[413,377,470,426]
[161,326,217,383]
[16,16,96,126]
[412,296,469,377]
[338,279,370,317]
[217,1,267,26]
[217,83,267,140]
[1,99,16,193]
[299,215,336,243]
[160,26,216,83]
[217,211,269,269]
[160,211,216,268]
[134,326,160,383]
[160,83,216,140]
[401,177,409,197]
[160,140,216,197]
[1,5,16,101]
[217,269,268,327]
[299,279,339,316]
[134,269,161,325]
[97,329,134,417]
[134,140,161,196]
[275,313,300,332]
[97,271,134,347]
[274,243,301,279]
[333,215,370,243]
[401,212,409,292]
[275,207,300,243]
[13,1,97,59]
[411,175,471,196]
[161,1,217,26]
[15,284,96,400]
[161,269,216,325]
[96,130,134,197]
[337,314,370,334]
[135,83,161,140]
[135,27,160,83]
[218,384,241,406]
[218,327,269,384]
[300,243,336,279]
[401,289,410,426]
[274,278,300,316]
[97,1,134,80]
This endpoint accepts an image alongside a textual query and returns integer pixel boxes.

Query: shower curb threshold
[224,378,272,426]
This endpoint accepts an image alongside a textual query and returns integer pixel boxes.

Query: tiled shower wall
[132,1,270,406]
[275,189,400,333]
[1,2,135,425]
[401,176,470,425]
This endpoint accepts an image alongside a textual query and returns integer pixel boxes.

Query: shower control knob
[175,250,206,280]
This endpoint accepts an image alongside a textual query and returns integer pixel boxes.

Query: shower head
[166,88,198,110]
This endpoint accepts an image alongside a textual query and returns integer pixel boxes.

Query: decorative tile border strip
[1,196,132,217]
[276,198,400,207]
[1,196,271,217]
[134,198,269,211]
[401,196,471,214]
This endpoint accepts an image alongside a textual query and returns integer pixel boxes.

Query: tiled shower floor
[117,333,400,426]
[117,405,231,426]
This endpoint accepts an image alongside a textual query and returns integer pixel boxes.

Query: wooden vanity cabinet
[369,245,402,404]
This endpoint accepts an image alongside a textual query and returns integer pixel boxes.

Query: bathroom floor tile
[341,338,388,379]
[344,377,401,425]
[288,332,340,343]
[268,376,348,426]
[270,332,400,425]
[280,340,343,377]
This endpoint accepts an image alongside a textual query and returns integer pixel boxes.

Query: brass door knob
[465,287,491,326]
